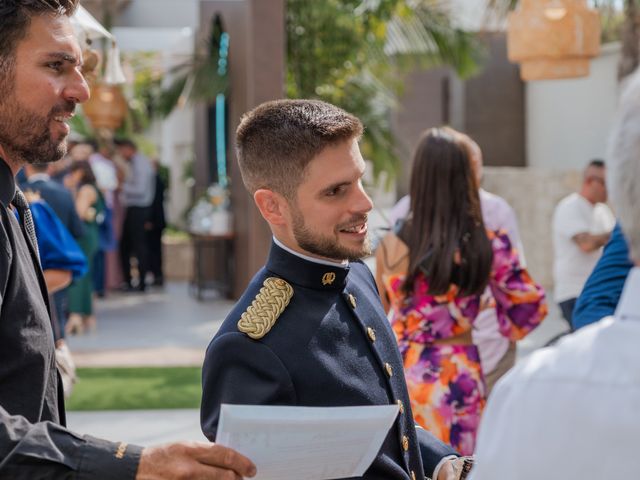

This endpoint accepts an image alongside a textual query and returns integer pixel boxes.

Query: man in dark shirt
[0,1,255,478]
[21,163,84,238]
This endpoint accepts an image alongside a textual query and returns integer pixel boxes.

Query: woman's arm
[74,184,98,221]
[488,230,548,341]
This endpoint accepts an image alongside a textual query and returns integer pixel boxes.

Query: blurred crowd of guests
[18,137,166,344]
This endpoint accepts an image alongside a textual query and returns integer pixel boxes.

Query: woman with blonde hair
[375,127,547,454]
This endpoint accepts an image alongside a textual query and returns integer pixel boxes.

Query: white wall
[115,0,200,29]
[112,25,196,227]
[526,43,621,170]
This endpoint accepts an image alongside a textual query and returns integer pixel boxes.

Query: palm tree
[286,0,485,179]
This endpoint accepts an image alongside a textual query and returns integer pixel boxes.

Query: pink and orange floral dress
[376,230,547,455]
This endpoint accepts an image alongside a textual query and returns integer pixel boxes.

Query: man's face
[0,14,89,167]
[285,139,374,262]
[116,145,136,161]
[586,166,608,203]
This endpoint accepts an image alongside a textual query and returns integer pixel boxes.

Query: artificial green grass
[66,367,202,411]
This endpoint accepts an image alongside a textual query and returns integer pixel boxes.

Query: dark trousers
[119,206,151,289]
[147,227,164,283]
[558,297,577,330]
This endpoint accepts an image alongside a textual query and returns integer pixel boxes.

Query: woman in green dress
[64,161,105,334]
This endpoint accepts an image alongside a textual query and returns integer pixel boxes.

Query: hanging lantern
[507,0,600,81]
[83,83,128,131]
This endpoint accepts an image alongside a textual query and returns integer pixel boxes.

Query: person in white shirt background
[469,69,640,480]
[552,159,616,328]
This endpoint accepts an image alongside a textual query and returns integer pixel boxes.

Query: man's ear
[254,189,288,226]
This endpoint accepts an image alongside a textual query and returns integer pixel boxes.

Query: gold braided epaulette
[237,277,293,340]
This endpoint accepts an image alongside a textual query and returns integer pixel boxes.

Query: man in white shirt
[552,159,615,327]
[469,71,640,480]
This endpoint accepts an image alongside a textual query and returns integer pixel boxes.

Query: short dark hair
[0,1,79,85]
[114,138,137,150]
[29,163,49,173]
[589,159,605,169]
[68,160,96,186]
[236,99,363,198]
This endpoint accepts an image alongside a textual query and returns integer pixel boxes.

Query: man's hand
[573,232,610,253]
[136,441,256,480]
[437,456,474,480]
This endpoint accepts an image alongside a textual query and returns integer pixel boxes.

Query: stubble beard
[0,73,70,165]
[291,207,372,262]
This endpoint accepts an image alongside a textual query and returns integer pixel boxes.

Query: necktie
[12,189,40,262]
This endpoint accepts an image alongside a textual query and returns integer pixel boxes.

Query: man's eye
[327,186,345,197]
[47,62,63,71]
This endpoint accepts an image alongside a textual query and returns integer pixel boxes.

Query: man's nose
[352,183,374,214]
[63,69,90,104]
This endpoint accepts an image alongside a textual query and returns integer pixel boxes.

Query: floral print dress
[380,230,547,455]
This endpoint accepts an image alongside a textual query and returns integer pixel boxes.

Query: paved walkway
[67,282,235,367]
[66,282,231,442]
[65,279,568,444]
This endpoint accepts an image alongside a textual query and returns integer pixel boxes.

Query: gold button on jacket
[348,293,357,309]
[402,435,409,451]
[367,327,376,342]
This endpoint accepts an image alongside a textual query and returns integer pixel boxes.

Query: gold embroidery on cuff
[115,442,128,459]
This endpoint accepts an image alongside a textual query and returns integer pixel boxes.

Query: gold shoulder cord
[237,277,293,339]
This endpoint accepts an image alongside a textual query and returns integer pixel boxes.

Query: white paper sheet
[215,404,399,480]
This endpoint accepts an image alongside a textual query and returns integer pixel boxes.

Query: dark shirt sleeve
[0,405,142,479]
[201,332,296,441]
[573,222,633,330]
[416,426,458,476]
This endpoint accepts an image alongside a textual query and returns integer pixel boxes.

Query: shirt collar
[27,173,50,183]
[272,236,349,267]
[0,157,16,206]
[615,267,640,321]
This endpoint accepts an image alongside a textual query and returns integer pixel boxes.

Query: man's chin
[24,144,66,165]
[338,245,371,262]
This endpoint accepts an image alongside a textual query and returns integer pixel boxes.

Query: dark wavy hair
[400,127,493,297]
[0,0,78,86]
[68,160,97,187]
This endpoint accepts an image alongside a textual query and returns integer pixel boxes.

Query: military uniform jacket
[201,242,457,479]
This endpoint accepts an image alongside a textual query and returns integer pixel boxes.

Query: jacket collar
[266,241,349,291]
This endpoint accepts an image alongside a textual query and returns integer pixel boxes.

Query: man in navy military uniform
[201,99,471,479]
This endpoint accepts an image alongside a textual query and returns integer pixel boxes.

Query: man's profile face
[285,138,373,262]
[0,14,89,167]
[586,166,608,203]
[116,145,136,161]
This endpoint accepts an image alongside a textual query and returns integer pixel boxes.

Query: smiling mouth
[340,223,367,234]
[53,112,74,123]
